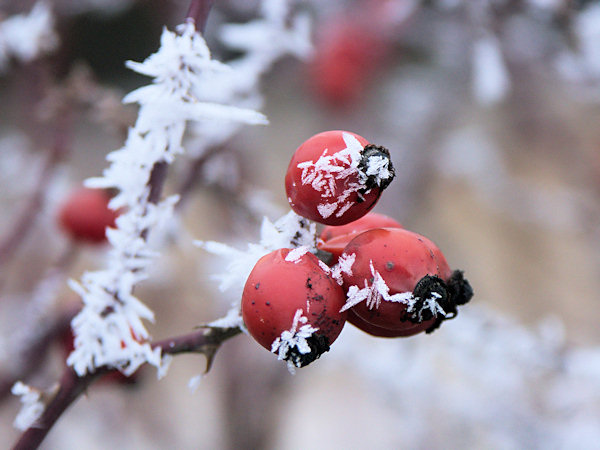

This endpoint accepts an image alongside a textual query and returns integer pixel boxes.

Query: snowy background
[2,0,600,448]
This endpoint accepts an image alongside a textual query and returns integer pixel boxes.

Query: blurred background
[1,0,600,448]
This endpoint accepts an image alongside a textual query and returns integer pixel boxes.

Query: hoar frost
[340,259,447,320]
[271,309,320,373]
[297,132,393,219]
[11,382,46,431]
[68,20,267,379]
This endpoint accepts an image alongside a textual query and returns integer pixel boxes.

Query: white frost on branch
[68,21,267,378]
[11,382,45,431]
[0,2,58,72]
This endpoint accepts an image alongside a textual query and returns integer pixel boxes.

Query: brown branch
[186,0,216,32]
[12,325,242,450]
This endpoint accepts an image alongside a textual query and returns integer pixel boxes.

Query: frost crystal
[340,260,445,321]
[271,309,319,374]
[330,252,356,285]
[198,211,317,297]
[68,21,267,378]
[11,382,45,431]
[285,246,310,263]
[186,0,311,158]
[0,2,59,72]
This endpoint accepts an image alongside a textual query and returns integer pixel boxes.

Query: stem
[186,0,216,32]
[151,326,242,355]
[12,326,242,450]
[12,368,104,450]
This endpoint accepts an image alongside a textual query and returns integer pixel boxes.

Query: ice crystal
[271,309,319,373]
[297,132,366,219]
[340,260,445,321]
[68,20,268,378]
[199,211,317,296]
[186,0,312,158]
[11,382,45,431]
[330,252,356,285]
[285,246,310,263]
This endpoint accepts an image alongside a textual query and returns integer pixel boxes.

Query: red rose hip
[242,248,347,369]
[318,212,403,264]
[58,187,118,244]
[339,228,472,334]
[285,130,395,226]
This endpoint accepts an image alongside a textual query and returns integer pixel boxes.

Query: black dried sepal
[425,270,473,334]
[285,334,331,368]
[357,144,396,192]
[447,270,473,306]
[409,275,450,323]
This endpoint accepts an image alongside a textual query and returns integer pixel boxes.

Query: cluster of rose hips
[242,130,473,371]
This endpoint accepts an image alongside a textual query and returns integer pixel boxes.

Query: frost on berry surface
[0,2,59,72]
[284,246,310,263]
[297,132,393,219]
[11,382,45,431]
[68,20,269,378]
[199,211,318,334]
[271,309,320,374]
[340,259,447,320]
[199,211,317,298]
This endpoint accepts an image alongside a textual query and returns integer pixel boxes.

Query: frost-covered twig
[12,324,242,449]
[66,11,267,380]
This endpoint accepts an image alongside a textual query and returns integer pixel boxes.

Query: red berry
[241,248,347,369]
[318,212,402,263]
[58,187,118,244]
[339,228,471,334]
[285,131,395,226]
[346,309,432,338]
[308,17,390,107]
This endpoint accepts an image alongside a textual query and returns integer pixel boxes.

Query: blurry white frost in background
[0,2,58,72]
[11,382,45,431]
[472,34,511,106]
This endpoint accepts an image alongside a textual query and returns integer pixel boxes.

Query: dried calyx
[357,144,395,194]
[408,270,473,334]
[282,333,331,368]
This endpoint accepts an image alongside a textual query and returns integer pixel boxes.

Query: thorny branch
[12,3,232,448]
[13,324,242,450]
